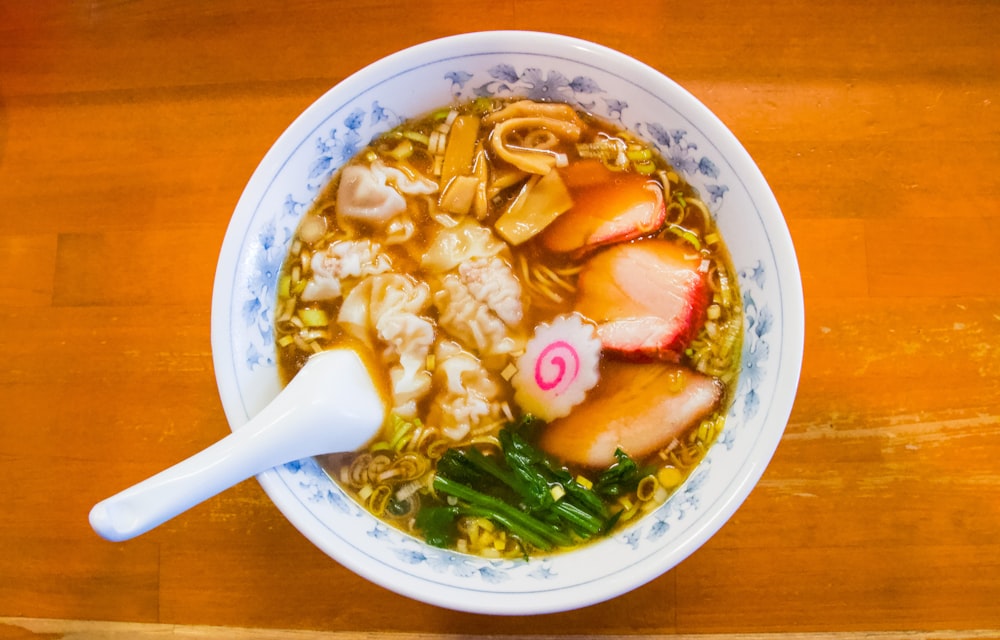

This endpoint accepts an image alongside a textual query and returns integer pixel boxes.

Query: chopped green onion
[389,417,417,451]
[626,147,652,161]
[666,223,702,251]
[388,139,414,160]
[401,130,430,146]
[297,308,329,327]
[549,484,566,502]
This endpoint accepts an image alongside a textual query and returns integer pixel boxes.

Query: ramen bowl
[211,30,803,615]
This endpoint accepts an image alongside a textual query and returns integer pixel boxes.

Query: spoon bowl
[89,349,384,542]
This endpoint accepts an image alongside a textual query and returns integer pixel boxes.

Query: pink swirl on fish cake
[535,340,581,394]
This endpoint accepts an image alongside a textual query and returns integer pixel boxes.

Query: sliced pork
[539,160,666,256]
[538,360,722,467]
[574,239,710,361]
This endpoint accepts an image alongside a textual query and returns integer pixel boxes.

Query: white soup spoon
[89,349,384,542]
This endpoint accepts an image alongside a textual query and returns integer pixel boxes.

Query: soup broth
[274,97,742,558]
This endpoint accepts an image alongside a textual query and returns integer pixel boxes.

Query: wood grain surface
[1,0,998,636]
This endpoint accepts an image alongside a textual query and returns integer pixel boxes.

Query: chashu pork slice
[539,160,666,257]
[574,239,710,361]
[538,360,722,468]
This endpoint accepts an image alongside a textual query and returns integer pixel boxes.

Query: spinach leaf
[593,448,649,497]
[414,506,461,548]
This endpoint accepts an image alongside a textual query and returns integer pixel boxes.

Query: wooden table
[2,1,998,637]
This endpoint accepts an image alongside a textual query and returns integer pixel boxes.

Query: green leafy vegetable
[498,428,558,511]
[414,506,460,548]
[593,448,651,497]
[432,476,569,550]
[419,416,639,554]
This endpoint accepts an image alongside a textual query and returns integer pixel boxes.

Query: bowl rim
[210,29,805,614]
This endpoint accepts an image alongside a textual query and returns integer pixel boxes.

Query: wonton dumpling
[337,160,437,225]
[426,340,503,441]
[301,239,392,301]
[459,256,523,327]
[421,218,506,273]
[338,273,435,418]
[434,256,525,357]
[384,315,435,417]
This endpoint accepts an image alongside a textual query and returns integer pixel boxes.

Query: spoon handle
[89,349,383,542]
[89,425,279,542]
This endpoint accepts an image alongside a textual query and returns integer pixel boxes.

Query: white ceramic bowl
[211,30,804,615]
